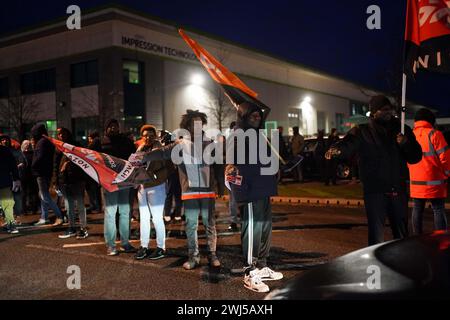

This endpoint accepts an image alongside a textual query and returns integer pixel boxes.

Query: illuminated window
[123,60,140,84]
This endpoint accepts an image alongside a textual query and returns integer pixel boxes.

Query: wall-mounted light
[190,74,204,86]
[303,96,312,103]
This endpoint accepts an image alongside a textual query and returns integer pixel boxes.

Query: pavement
[1,200,448,300]
[271,180,450,209]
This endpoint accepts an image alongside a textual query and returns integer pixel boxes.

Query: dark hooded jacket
[101,119,136,161]
[0,145,19,189]
[333,117,422,195]
[54,132,87,186]
[31,124,55,178]
[228,102,278,203]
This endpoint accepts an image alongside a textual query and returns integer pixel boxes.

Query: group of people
[327,95,450,245]
[1,95,449,294]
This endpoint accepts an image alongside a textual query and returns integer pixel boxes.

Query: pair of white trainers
[243,267,283,293]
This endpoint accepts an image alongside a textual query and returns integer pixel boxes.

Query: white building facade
[0,6,389,142]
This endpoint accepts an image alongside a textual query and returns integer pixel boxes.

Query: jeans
[183,198,217,257]
[364,192,408,246]
[62,183,87,229]
[412,198,448,234]
[85,179,101,211]
[37,176,62,220]
[137,183,166,249]
[103,188,131,248]
[13,190,23,216]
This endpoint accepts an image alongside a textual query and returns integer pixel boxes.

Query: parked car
[265,232,450,300]
[300,137,352,180]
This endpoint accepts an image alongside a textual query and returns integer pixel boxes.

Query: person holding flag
[101,119,137,256]
[134,124,173,261]
[326,95,422,246]
[178,29,284,292]
[129,110,221,270]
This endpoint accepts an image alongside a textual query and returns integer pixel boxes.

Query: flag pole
[401,72,406,134]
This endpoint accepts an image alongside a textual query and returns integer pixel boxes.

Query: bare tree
[0,95,40,140]
[203,85,235,131]
[72,87,99,118]
[202,47,236,131]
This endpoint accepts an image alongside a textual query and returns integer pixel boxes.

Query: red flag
[46,136,150,192]
[179,29,271,119]
[404,0,450,76]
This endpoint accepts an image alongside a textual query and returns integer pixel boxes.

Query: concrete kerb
[217,195,450,209]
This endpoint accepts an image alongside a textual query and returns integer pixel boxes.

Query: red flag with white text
[46,136,150,192]
[404,0,450,77]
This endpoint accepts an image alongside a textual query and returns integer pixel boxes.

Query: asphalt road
[0,201,447,300]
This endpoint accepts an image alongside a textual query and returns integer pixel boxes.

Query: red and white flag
[404,0,450,76]
[46,136,150,192]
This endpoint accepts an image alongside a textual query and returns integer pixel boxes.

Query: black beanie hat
[369,95,392,114]
[105,119,119,130]
[414,108,436,125]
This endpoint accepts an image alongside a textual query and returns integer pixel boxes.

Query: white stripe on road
[62,239,141,248]
[26,244,164,269]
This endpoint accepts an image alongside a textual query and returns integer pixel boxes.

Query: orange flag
[179,29,271,119]
[179,29,257,98]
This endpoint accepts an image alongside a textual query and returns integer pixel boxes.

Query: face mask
[247,112,262,129]
[374,110,395,124]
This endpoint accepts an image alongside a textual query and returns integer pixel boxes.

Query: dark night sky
[1,0,449,116]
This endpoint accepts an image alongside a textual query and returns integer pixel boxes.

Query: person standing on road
[324,128,339,186]
[134,124,172,261]
[409,108,450,234]
[85,131,102,214]
[0,135,26,223]
[54,127,89,240]
[101,119,137,256]
[226,101,282,293]
[31,123,64,226]
[129,110,221,270]
[326,95,422,246]
[0,143,21,233]
[290,126,305,182]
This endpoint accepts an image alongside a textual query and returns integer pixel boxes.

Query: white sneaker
[34,219,49,226]
[243,270,270,293]
[256,267,283,281]
[164,216,171,222]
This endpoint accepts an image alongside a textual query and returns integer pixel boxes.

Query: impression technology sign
[122,36,196,61]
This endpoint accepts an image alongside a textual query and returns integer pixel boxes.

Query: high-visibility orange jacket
[409,121,450,199]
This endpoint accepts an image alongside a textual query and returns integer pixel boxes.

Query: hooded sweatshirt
[0,145,19,189]
[228,102,278,203]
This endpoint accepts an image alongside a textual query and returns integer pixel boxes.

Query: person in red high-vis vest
[409,108,450,234]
